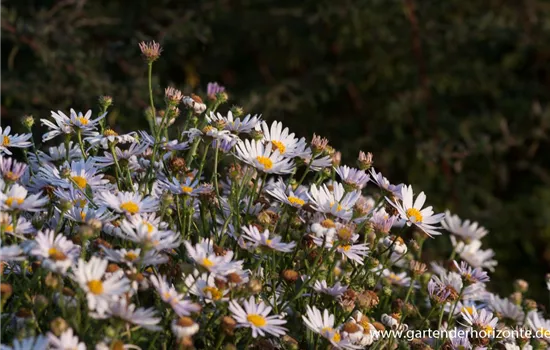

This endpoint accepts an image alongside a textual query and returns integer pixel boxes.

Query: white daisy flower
[369,208,398,234]
[379,235,408,255]
[47,328,85,350]
[64,205,113,224]
[102,247,168,267]
[487,294,524,324]
[41,109,104,141]
[336,166,370,190]
[28,229,80,274]
[115,218,180,251]
[38,159,109,191]
[149,274,201,317]
[443,211,489,242]
[266,179,309,208]
[0,183,48,212]
[184,271,229,303]
[171,317,200,339]
[369,168,403,197]
[0,156,28,182]
[207,111,261,134]
[452,239,497,271]
[1,335,49,350]
[71,257,131,316]
[228,296,287,338]
[386,185,445,238]
[0,242,25,261]
[0,212,35,238]
[138,131,189,152]
[235,139,295,174]
[0,126,32,156]
[184,239,243,276]
[161,176,206,197]
[381,269,411,287]
[302,305,360,349]
[461,308,498,336]
[98,191,159,215]
[308,182,361,221]
[381,313,408,332]
[93,142,149,169]
[343,311,380,347]
[313,280,348,298]
[256,120,309,158]
[241,225,296,253]
[102,298,161,331]
[85,129,137,149]
[526,311,550,342]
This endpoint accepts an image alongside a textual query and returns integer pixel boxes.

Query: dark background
[2,0,550,299]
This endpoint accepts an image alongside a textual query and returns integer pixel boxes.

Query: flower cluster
[1,41,548,350]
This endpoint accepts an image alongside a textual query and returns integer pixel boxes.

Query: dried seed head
[281,269,299,283]
[222,316,237,335]
[165,87,184,105]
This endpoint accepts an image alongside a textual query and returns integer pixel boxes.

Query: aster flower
[207,111,261,135]
[102,247,168,267]
[369,208,397,234]
[0,126,32,155]
[41,109,104,141]
[257,120,309,158]
[29,229,80,274]
[184,239,242,276]
[47,328,85,350]
[0,156,28,182]
[85,129,137,149]
[0,212,34,238]
[98,191,159,215]
[313,280,348,298]
[266,179,309,209]
[228,296,287,338]
[1,335,49,350]
[0,183,48,212]
[149,274,201,316]
[235,139,295,174]
[28,142,82,168]
[94,142,149,169]
[308,182,361,221]
[207,81,225,99]
[71,257,131,316]
[38,159,109,191]
[336,166,370,190]
[302,305,360,349]
[183,94,207,114]
[115,217,180,251]
[487,294,524,325]
[241,225,296,253]
[161,176,206,197]
[0,242,25,261]
[64,205,113,224]
[453,260,490,285]
[184,272,229,303]
[443,211,489,242]
[369,168,403,197]
[386,185,445,238]
[461,308,499,337]
[102,299,161,331]
[343,311,380,347]
[452,239,497,271]
[381,269,412,287]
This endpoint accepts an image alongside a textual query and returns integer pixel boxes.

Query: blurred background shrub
[2,0,550,298]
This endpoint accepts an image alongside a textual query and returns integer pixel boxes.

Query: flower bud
[139,41,162,62]
[78,225,96,240]
[357,151,373,170]
[222,316,237,336]
[98,95,113,110]
[45,272,60,289]
[281,269,299,283]
[33,294,49,313]
[356,290,379,310]
[216,91,229,104]
[281,335,299,350]
[21,115,35,129]
[383,286,392,297]
[230,105,244,117]
[514,279,528,293]
[50,317,68,337]
[247,279,262,294]
[523,299,537,312]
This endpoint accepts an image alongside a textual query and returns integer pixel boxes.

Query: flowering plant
[0,42,548,350]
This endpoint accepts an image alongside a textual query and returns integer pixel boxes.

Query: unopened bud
[33,294,49,312]
[98,95,113,110]
[281,269,299,283]
[247,279,263,294]
[222,316,237,336]
[524,299,537,312]
[514,279,529,293]
[357,151,373,170]
[21,115,35,129]
[45,272,60,289]
[230,105,244,117]
[50,317,68,337]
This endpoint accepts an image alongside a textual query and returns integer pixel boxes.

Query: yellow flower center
[202,258,214,268]
[103,129,118,137]
[2,136,10,146]
[287,196,305,206]
[202,286,223,300]
[256,156,273,170]
[4,224,14,233]
[80,211,87,221]
[483,325,494,336]
[406,208,423,223]
[461,306,474,315]
[332,332,341,342]
[265,239,273,246]
[125,252,138,261]
[143,221,154,234]
[321,219,335,228]
[271,140,286,154]
[87,280,104,295]
[74,199,87,208]
[48,247,67,261]
[4,171,18,181]
[340,245,351,252]
[181,186,193,194]
[77,117,89,125]
[388,272,401,282]
[5,197,24,207]
[330,202,343,211]
[246,314,266,327]
[71,175,87,189]
[538,328,550,337]
[120,201,139,214]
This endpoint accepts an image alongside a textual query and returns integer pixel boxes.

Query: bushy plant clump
[0,42,548,349]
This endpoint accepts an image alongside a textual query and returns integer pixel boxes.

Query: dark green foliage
[2,0,550,298]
